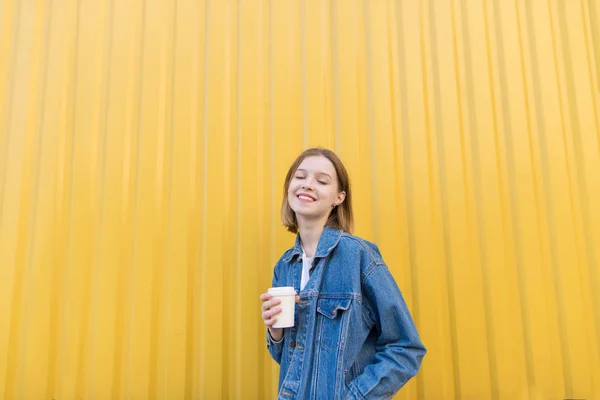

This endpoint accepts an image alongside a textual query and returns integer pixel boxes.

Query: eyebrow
[296,169,333,180]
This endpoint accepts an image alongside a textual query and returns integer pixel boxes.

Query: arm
[264,264,284,364]
[266,324,284,364]
[346,264,426,399]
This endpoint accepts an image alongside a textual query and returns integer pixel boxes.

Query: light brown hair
[281,147,354,234]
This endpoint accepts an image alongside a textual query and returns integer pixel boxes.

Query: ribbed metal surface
[1,0,599,399]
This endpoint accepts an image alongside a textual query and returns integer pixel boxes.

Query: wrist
[268,327,283,342]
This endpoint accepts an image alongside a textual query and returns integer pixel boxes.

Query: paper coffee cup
[268,286,296,328]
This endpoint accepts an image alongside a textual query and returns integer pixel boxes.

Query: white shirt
[300,251,314,291]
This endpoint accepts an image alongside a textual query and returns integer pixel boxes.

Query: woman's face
[287,155,346,225]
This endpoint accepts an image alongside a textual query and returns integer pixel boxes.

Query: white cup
[268,286,296,328]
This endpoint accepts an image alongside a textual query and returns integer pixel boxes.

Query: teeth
[298,195,314,201]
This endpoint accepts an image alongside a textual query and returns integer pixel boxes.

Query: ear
[335,191,346,206]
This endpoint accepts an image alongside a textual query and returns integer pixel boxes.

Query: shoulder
[271,246,299,282]
[279,247,298,262]
[336,232,385,266]
[274,240,303,267]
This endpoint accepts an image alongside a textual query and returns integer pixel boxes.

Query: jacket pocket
[316,297,352,352]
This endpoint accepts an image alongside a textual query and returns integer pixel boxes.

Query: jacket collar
[284,226,344,262]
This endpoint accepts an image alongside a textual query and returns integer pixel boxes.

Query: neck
[298,219,327,258]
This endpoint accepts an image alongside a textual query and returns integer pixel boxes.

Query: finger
[262,307,282,321]
[261,298,281,312]
[264,316,278,327]
[259,293,272,302]
[295,295,300,303]
[262,310,281,326]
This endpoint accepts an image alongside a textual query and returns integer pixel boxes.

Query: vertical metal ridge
[556,3,598,395]
[234,0,243,397]
[394,1,423,397]
[588,0,600,92]
[221,2,233,396]
[0,0,22,239]
[504,0,542,395]
[386,0,401,287]
[557,0,596,272]
[491,0,530,389]
[148,8,165,392]
[185,1,201,395]
[56,0,83,397]
[322,0,333,148]
[111,130,128,398]
[352,0,363,180]
[44,5,60,390]
[126,0,148,396]
[255,1,266,396]
[85,0,114,395]
[448,1,466,397]
[545,0,577,394]
[354,0,365,178]
[526,2,600,390]
[418,2,439,279]
[197,0,211,394]
[419,4,443,395]
[460,1,495,397]
[363,0,378,242]
[268,0,275,270]
[0,0,18,158]
[418,9,446,395]
[11,1,55,395]
[579,0,600,370]
[3,145,24,397]
[74,0,111,389]
[300,0,308,148]
[386,0,398,176]
[331,0,341,153]
[47,240,61,399]
[580,0,600,155]
[111,2,140,397]
[49,7,76,393]
[162,0,179,395]
[481,0,508,396]
[47,72,63,399]
[146,0,176,394]
[185,46,199,389]
[268,0,278,386]
[426,3,461,400]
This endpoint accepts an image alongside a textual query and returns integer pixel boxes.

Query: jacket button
[290,340,296,347]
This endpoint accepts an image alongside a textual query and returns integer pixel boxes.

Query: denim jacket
[266,227,426,400]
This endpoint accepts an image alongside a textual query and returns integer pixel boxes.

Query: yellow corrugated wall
[1,0,599,399]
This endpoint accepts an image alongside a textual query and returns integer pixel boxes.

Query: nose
[301,178,315,190]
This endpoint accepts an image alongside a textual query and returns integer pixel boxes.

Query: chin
[294,210,328,220]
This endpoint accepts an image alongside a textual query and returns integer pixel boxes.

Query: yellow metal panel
[1,0,599,399]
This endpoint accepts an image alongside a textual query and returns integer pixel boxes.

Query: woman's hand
[260,292,300,341]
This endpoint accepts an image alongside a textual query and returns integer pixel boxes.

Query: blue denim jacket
[266,227,426,400]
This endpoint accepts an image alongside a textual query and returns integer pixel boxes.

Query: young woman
[259,148,425,399]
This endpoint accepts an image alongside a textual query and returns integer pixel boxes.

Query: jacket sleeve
[266,261,284,364]
[346,263,426,399]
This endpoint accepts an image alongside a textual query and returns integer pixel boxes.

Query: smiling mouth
[297,194,316,202]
